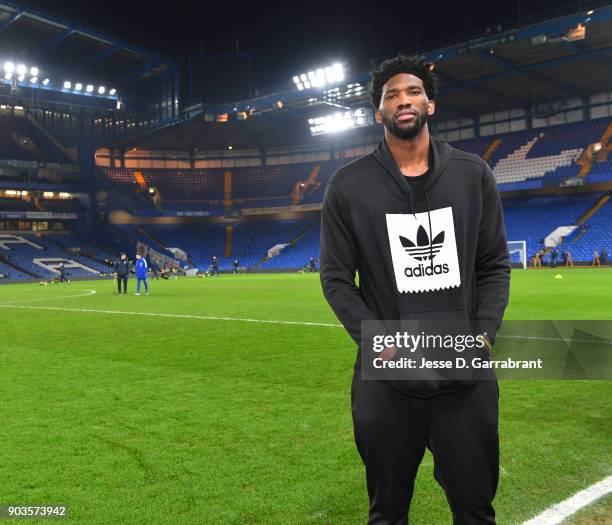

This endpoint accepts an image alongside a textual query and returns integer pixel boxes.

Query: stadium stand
[142,220,317,271]
[503,193,603,261]
[0,260,31,280]
[0,233,113,279]
[556,196,612,262]
[97,117,612,212]
[0,197,38,211]
[259,221,320,270]
[0,116,73,164]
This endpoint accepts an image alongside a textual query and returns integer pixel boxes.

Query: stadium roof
[0,0,177,90]
[116,5,612,153]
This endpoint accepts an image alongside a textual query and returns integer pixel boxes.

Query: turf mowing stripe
[521,475,612,525]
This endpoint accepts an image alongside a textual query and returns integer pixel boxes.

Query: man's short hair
[368,54,438,110]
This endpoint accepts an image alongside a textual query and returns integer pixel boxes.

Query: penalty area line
[521,475,612,525]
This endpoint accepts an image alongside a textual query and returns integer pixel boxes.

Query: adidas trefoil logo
[399,225,445,261]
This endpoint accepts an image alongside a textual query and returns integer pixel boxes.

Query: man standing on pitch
[135,253,149,295]
[320,54,510,524]
[113,252,130,296]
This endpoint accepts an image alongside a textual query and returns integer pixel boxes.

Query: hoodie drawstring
[425,190,433,269]
[408,189,417,220]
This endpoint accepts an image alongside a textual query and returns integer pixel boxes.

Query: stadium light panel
[4,73,11,80]
[309,107,372,136]
[30,77,38,84]
[17,75,24,82]
[42,78,50,85]
[98,86,106,94]
[63,81,71,89]
[75,83,83,91]
[4,61,14,73]
[293,62,345,91]
[109,88,117,96]
[16,64,26,75]
[86,84,94,92]
[30,67,38,76]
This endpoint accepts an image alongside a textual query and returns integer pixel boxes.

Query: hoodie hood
[373,134,454,268]
[372,134,453,203]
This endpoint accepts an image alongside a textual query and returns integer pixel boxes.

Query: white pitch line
[0,303,342,327]
[0,303,611,346]
[0,289,97,305]
[521,475,612,525]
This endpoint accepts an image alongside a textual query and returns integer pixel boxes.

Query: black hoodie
[320,135,510,396]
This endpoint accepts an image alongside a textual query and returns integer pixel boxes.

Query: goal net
[508,240,527,269]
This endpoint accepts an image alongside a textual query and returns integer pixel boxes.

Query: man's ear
[374,109,383,124]
[428,99,436,116]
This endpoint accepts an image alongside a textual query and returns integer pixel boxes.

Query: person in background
[233,259,239,274]
[551,248,559,268]
[563,250,574,267]
[533,252,541,268]
[593,250,601,267]
[211,256,220,277]
[113,253,130,295]
[135,253,149,295]
[601,248,607,266]
[58,262,68,283]
[146,254,159,279]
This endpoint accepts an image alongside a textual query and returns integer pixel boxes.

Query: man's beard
[382,110,428,139]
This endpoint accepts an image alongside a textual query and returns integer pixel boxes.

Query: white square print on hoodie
[386,206,461,293]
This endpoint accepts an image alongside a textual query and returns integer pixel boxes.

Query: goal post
[508,240,527,269]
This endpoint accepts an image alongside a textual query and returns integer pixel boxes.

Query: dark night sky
[22,0,602,92]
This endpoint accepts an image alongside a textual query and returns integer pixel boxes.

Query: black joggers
[117,274,128,294]
[351,368,499,525]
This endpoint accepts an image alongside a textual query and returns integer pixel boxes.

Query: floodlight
[293,62,345,91]
[308,107,372,136]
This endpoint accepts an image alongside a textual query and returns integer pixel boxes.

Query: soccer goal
[508,240,527,269]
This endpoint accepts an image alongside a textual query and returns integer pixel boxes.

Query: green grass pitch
[1,269,610,524]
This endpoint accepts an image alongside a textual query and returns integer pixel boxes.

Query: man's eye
[386,94,395,99]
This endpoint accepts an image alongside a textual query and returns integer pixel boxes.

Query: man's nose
[397,95,413,108]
